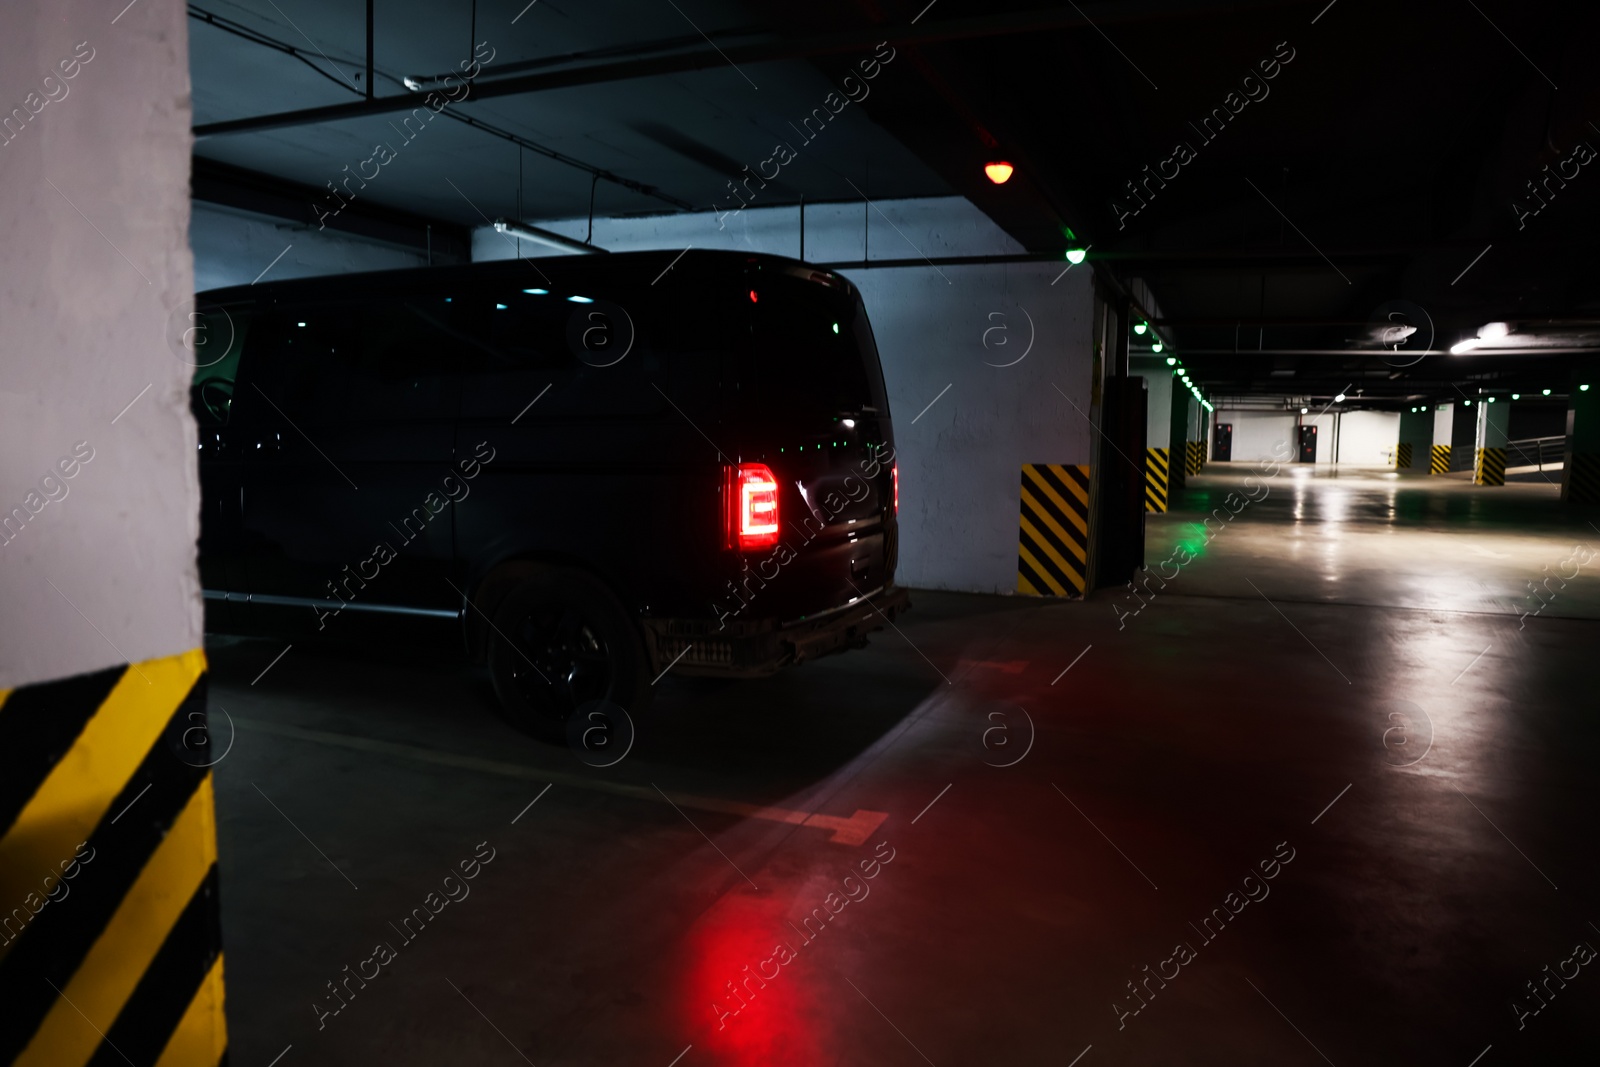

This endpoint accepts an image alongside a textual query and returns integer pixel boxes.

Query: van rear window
[745,280,886,420]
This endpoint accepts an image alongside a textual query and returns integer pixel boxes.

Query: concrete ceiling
[188,0,1600,405]
[189,0,950,225]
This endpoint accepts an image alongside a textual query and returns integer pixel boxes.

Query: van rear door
[730,266,896,621]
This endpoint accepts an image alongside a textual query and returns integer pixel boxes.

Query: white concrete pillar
[1,3,225,1064]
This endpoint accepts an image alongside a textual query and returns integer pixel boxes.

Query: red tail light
[725,463,780,551]
[892,462,898,515]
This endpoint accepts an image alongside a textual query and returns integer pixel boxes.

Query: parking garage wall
[472,198,1095,593]
[191,202,430,291]
[1219,411,1297,463]
[1324,410,1400,466]
[470,195,1019,263]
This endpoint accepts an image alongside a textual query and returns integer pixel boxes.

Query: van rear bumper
[641,584,911,678]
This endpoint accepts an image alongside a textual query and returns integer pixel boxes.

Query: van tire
[486,568,651,742]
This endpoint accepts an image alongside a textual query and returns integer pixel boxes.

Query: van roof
[198,248,858,303]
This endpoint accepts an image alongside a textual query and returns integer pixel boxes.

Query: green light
[1063,227,1077,240]
[1544,389,1552,396]
[1165,356,1176,366]
[1152,341,1164,353]
[1584,384,1592,392]
[1512,393,1520,400]
[780,447,784,452]
[832,323,839,334]
[1464,400,1471,406]
[1134,322,1147,335]
[1065,248,1087,265]
[1488,397,1496,403]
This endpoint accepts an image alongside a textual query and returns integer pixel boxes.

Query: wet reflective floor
[211,465,1600,1065]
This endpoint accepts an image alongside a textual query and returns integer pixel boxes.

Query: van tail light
[892,462,898,516]
[725,463,780,551]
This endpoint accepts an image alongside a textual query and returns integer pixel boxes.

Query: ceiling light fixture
[1152,341,1164,353]
[1165,356,1177,366]
[1450,338,1482,354]
[984,162,1014,184]
[1334,393,1347,402]
[1134,322,1148,335]
[1512,393,1520,400]
[493,217,605,255]
[1065,248,1087,265]
[1544,388,1552,396]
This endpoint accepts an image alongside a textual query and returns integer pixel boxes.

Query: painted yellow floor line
[232,718,885,846]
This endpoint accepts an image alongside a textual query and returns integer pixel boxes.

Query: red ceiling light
[984,162,1015,185]
[748,289,759,303]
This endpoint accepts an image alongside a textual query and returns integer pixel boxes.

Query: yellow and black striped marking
[1395,442,1412,470]
[0,650,225,1067]
[1017,463,1090,597]
[1429,444,1451,475]
[1475,447,1506,486]
[1145,447,1170,513]
[1185,441,1205,476]
[1566,453,1600,504]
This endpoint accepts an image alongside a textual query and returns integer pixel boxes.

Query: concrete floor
[210,465,1600,1066]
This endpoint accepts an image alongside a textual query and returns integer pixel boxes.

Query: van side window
[460,288,668,420]
[189,305,252,427]
[256,296,463,422]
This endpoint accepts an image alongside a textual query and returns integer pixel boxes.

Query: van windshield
[744,277,886,422]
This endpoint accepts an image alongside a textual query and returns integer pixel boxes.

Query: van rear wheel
[486,569,650,742]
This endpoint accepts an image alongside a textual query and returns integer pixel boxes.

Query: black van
[190,250,907,738]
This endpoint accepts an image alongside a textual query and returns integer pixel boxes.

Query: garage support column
[1090,295,1146,589]
[1475,400,1509,486]
[1562,360,1600,504]
[1167,390,1190,492]
[1397,408,1432,472]
[1186,397,1208,476]
[0,1,225,1064]
[1430,403,1454,474]
[1132,356,1173,512]
[1450,402,1479,474]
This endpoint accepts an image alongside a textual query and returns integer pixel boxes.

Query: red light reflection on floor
[674,891,828,1067]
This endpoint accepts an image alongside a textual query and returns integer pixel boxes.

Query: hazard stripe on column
[1145,447,1170,512]
[1567,453,1600,504]
[1396,442,1412,470]
[1475,447,1506,486]
[0,650,225,1067]
[1017,463,1090,596]
[1430,444,1451,474]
